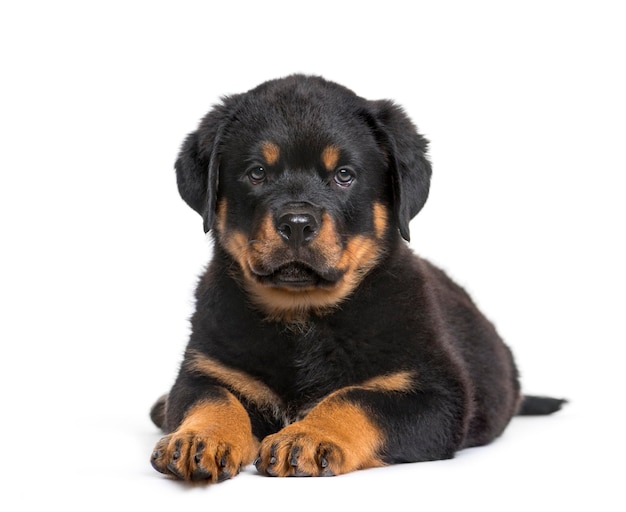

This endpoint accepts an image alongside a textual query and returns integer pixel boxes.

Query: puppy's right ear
[174,97,238,233]
[175,130,209,220]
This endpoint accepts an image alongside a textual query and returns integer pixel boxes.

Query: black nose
[276,204,320,248]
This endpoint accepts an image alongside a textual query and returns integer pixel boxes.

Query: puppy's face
[175,76,432,320]
[215,100,391,319]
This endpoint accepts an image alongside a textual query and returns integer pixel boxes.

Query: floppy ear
[367,100,432,242]
[174,97,238,233]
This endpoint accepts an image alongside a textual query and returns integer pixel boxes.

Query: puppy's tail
[517,395,568,415]
[150,393,168,429]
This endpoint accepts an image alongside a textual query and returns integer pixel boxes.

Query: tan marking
[335,235,383,284]
[372,202,388,239]
[215,198,228,235]
[294,370,417,423]
[259,212,278,243]
[247,234,383,323]
[245,212,290,276]
[261,141,280,165]
[321,145,340,171]
[151,393,258,481]
[360,370,416,393]
[220,229,255,282]
[230,213,284,271]
[309,212,343,261]
[257,396,385,476]
[316,371,417,408]
[254,371,416,476]
[186,349,283,417]
[179,395,249,433]
[219,211,385,323]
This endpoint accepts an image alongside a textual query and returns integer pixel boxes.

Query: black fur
[150,75,565,482]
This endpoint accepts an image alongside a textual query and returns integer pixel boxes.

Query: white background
[1,1,624,510]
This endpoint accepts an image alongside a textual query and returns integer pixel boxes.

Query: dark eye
[334,168,355,187]
[248,166,266,184]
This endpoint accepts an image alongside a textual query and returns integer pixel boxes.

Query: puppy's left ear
[367,100,432,242]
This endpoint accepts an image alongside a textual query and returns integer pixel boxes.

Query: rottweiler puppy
[150,74,565,482]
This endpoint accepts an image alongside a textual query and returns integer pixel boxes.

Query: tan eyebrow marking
[261,141,280,165]
[321,145,340,171]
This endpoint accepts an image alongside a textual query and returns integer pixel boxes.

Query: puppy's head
[175,75,431,321]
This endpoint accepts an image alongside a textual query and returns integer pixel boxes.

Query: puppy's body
[150,75,564,481]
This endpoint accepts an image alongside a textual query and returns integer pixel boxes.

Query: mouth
[252,262,341,289]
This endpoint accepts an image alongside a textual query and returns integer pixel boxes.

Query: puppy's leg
[255,374,466,477]
[150,391,258,482]
[255,395,384,476]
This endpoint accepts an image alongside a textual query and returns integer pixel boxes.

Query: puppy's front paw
[255,429,343,477]
[150,396,257,482]
[151,430,253,482]
[255,402,384,477]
